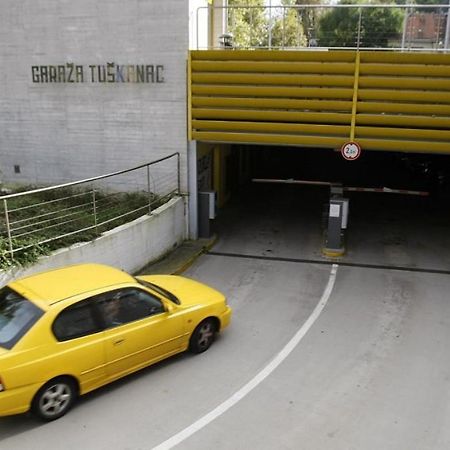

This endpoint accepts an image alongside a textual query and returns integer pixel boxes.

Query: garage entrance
[193,142,450,270]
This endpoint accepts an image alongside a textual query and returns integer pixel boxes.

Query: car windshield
[0,286,44,349]
[135,278,180,305]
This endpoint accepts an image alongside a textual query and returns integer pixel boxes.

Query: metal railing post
[401,8,410,51]
[92,188,98,235]
[147,165,152,214]
[356,7,362,49]
[3,199,14,259]
[177,153,181,195]
[444,4,450,51]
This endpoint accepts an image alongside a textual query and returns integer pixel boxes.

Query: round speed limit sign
[341,141,361,161]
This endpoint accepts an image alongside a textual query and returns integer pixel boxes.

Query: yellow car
[0,263,231,421]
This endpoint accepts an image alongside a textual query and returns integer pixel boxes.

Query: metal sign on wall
[31,63,165,84]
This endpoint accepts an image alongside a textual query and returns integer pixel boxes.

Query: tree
[227,0,307,48]
[317,0,403,48]
[227,0,268,48]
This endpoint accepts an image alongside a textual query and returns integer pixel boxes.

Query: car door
[52,298,107,393]
[95,288,184,381]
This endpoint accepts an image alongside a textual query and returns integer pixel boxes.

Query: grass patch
[0,186,168,270]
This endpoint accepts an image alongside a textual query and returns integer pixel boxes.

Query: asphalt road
[1,184,450,450]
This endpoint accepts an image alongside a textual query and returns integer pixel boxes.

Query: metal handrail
[0,153,181,260]
[196,4,450,52]
[0,152,180,201]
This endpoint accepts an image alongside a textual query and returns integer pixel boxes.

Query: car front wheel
[31,377,76,421]
[189,318,217,354]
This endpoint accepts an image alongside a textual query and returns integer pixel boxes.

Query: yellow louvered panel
[189,50,450,154]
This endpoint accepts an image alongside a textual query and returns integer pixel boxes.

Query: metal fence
[0,153,181,259]
[196,4,450,52]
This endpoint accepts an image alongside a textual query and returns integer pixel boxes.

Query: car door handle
[113,338,125,346]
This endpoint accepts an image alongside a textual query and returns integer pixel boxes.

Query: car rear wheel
[189,318,217,354]
[31,377,76,421]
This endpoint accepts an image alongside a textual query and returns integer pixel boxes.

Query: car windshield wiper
[136,278,180,305]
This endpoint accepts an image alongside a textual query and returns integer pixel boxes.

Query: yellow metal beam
[192,120,350,136]
[350,52,360,141]
[360,51,450,65]
[191,49,357,62]
[192,72,355,87]
[192,131,345,147]
[192,97,352,112]
[357,114,450,129]
[357,126,450,141]
[192,85,354,99]
[192,60,355,74]
[359,89,450,104]
[357,102,450,116]
[360,63,450,77]
[192,108,352,124]
[359,76,450,91]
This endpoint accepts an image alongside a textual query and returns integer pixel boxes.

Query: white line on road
[152,264,339,450]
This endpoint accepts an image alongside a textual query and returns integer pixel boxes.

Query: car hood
[137,275,224,307]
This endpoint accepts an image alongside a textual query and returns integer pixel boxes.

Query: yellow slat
[357,102,450,116]
[191,131,346,147]
[192,60,355,74]
[192,85,354,99]
[191,50,357,62]
[193,131,450,154]
[192,120,350,136]
[358,89,450,104]
[357,114,450,129]
[192,96,352,112]
[192,108,351,124]
[192,73,355,87]
[356,138,450,154]
[359,76,450,90]
[360,51,450,65]
[360,63,450,77]
[357,126,450,141]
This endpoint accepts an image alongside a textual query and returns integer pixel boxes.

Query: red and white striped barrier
[252,178,430,196]
[343,186,429,196]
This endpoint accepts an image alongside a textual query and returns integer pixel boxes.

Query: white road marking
[152,264,339,450]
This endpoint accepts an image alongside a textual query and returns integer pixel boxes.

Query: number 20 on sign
[341,141,362,161]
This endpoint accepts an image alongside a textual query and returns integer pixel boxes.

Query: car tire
[31,377,77,421]
[189,318,217,354]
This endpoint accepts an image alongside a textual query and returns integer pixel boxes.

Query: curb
[171,235,218,275]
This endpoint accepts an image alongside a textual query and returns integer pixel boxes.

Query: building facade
[0,0,188,189]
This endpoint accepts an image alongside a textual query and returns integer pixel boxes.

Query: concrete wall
[0,196,186,286]
[0,0,188,190]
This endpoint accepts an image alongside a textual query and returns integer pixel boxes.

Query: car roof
[8,263,134,305]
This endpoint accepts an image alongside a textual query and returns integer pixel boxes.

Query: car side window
[53,300,102,341]
[96,288,165,329]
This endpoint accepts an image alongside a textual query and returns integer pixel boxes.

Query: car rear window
[0,286,44,349]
